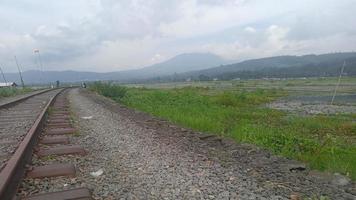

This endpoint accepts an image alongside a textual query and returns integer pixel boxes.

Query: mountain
[155,52,356,82]
[2,53,227,84]
[179,52,356,77]
[2,52,355,84]
[214,57,356,80]
[139,53,226,75]
[2,70,103,85]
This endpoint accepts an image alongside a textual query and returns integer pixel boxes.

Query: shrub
[90,82,127,100]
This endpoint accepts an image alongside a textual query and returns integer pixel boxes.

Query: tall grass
[92,84,356,180]
[89,82,127,101]
[0,87,32,98]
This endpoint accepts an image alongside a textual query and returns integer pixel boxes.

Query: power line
[14,56,25,88]
[330,61,346,105]
[0,65,7,84]
[34,49,45,85]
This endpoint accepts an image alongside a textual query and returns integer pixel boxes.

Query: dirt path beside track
[68,88,355,199]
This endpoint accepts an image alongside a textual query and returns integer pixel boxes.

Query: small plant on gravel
[47,107,54,115]
[42,155,56,161]
[305,195,330,200]
[72,130,81,137]
[69,110,76,124]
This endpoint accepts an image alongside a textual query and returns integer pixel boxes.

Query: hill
[2,52,355,84]
[154,52,356,82]
[138,53,226,75]
[2,53,227,84]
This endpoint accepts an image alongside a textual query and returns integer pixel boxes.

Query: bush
[90,82,127,100]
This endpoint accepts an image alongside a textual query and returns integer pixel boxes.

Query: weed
[0,87,32,98]
[93,85,356,180]
[42,155,56,161]
[72,130,81,137]
[304,195,330,200]
[47,107,54,115]
[89,82,127,100]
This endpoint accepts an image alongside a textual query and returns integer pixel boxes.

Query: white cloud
[244,27,256,33]
[200,24,356,61]
[0,0,355,72]
[265,25,290,50]
[151,54,164,63]
[60,36,165,71]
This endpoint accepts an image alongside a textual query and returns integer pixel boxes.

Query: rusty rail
[0,88,55,110]
[0,89,64,200]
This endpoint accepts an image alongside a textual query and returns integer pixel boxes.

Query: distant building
[0,82,18,88]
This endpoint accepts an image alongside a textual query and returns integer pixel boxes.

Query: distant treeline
[213,57,356,80]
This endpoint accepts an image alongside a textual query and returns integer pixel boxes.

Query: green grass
[0,87,32,98]
[91,83,356,180]
[89,82,127,101]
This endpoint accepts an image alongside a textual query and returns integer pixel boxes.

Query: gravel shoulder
[61,88,355,199]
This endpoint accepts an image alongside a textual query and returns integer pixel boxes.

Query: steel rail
[0,88,56,110]
[0,88,65,200]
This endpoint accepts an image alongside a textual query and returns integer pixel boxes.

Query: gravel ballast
[0,90,61,170]
[22,88,355,199]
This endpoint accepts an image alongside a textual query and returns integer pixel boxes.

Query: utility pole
[14,56,25,88]
[34,49,44,84]
[330,61,346,105]
[0,65,7,84]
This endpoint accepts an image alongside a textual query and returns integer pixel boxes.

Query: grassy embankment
[90,82,356,180]
[0,87,32,98]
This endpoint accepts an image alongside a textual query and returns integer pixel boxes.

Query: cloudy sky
[0,0,355,72]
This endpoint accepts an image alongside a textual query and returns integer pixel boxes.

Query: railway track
[0,88,91,199]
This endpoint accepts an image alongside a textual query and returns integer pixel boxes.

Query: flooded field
[285,94,356,104]
[129,77,356,115]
